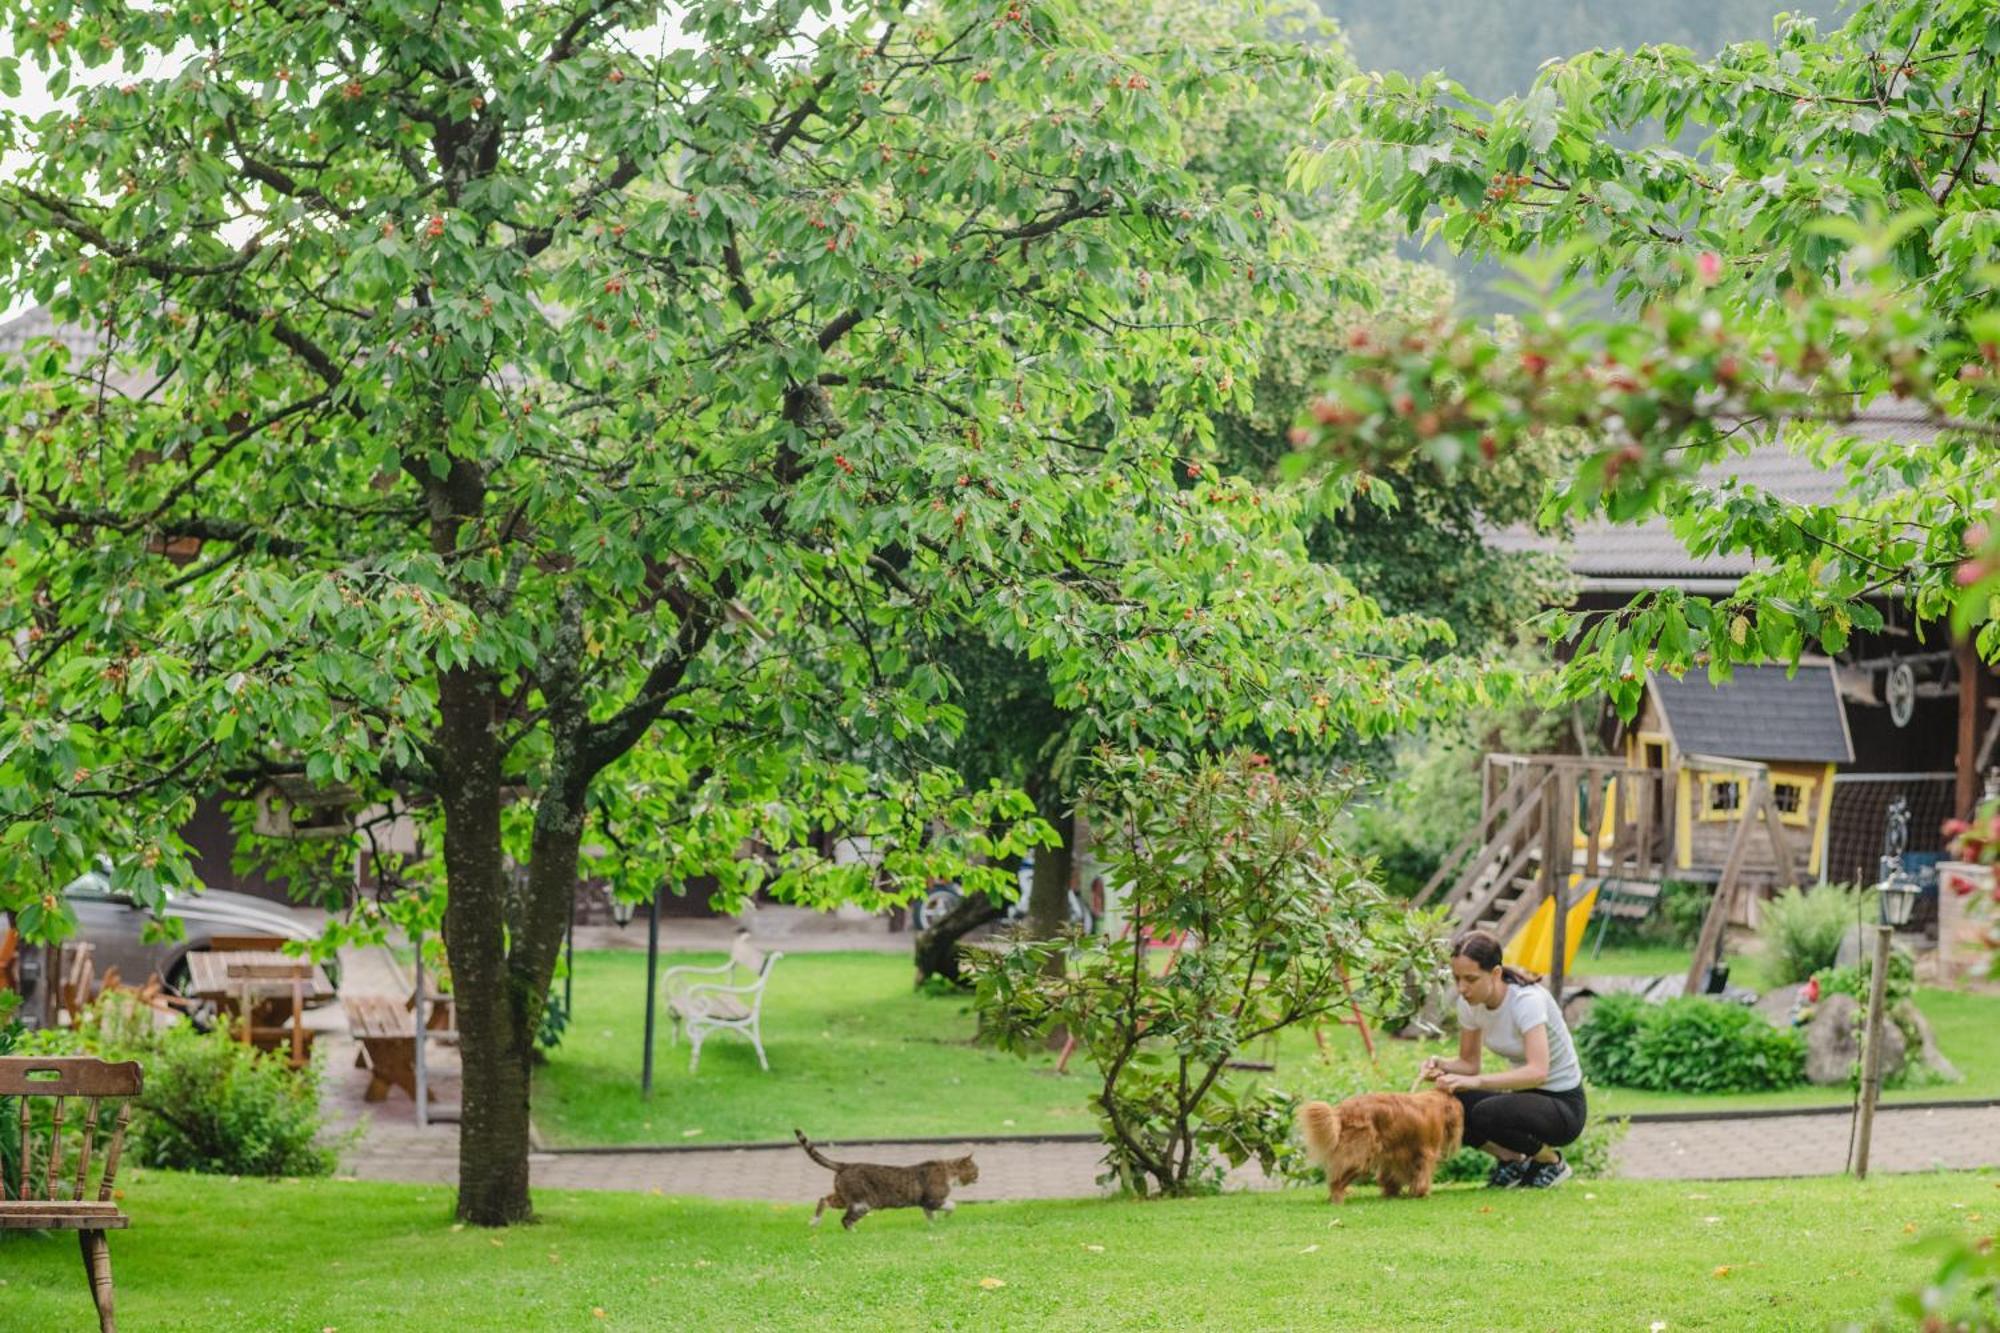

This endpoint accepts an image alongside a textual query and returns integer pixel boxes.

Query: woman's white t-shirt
[1456,982,1583,1092]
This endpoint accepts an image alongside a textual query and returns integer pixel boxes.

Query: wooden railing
[1416,754,1679,997]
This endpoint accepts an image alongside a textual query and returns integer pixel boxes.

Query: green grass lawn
[4,1169,1996,1330]
[532,949,2000,1149]
[531,951,1093,1145]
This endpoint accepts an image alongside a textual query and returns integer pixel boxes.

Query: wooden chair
[57,941,98,1025]
[0,925,19,995]
[663,932,783,1073]
[0,1055,144,1332]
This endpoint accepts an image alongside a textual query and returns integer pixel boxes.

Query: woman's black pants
[1455,1086,1587,1157]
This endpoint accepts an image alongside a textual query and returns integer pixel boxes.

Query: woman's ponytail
[1450,929,1543,988]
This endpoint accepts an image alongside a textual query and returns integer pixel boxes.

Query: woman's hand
[1434,1072,1478,1094]
[1418,1057,1443,1082]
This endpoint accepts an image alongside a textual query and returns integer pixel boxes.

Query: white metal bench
[663,931,782,1073]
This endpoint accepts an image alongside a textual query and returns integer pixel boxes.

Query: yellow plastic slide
[1502,878,1599,976]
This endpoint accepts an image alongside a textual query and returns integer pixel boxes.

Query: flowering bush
[1944,799,2000,980]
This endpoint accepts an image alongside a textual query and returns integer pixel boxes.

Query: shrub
[8,994,341,1179]
[1571,992,1647,1088]
[129,1019,339,1177]
[1760,884,1867,985]
[0,994,20,1194]
[1576,995,1806,1094]
[975,751,1447,1197]
[1657,881,1714,946]
[1812,948,1915,1007]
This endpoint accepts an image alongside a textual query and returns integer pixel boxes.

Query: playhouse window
[1771,778,1815,826]
[1706,779,1742,815]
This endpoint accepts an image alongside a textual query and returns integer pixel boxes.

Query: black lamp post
[642,881,663,1099]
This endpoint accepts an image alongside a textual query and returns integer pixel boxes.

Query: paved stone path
[333,1101,2000,1201]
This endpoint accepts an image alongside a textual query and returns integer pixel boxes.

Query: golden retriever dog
[1296,1090,1464,1203]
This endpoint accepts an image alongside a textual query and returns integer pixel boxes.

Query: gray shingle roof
[0,304,156,396]
[1648,662,1855,764]
[1486,407,1932,590]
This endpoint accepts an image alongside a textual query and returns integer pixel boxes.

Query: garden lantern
[610,893,637,929]
[1872,864,1922,929]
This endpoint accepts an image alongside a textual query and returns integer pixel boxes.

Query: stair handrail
[1411,758,1550,907]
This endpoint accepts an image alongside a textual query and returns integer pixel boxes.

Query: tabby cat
[794,1129,979,1230]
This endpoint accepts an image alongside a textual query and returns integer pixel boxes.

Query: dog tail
[794,1128,843,1171]
[1295,1100,1340,1166]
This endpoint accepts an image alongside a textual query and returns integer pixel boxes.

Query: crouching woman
[1420,929,1586,1189]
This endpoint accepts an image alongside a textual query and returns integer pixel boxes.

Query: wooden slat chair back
[226,958,314,1068]
[0,1056,144,1331]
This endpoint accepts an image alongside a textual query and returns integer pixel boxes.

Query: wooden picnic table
[183,950,336,1007]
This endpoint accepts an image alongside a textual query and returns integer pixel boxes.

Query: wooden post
[1582,766,1603,880]
[1684,773,1766,997]
[1851,924,1894,1179]
[1957,635,1987,820]
[1550,771,1576,1000]
[413,930,428,1130]
[1612,770,1630,877]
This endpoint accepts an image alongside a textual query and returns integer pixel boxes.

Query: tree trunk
[913,892,1004,988]
[437,662,535,1226]
[1025,806,1076,943]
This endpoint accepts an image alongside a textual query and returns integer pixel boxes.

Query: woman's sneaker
[1486,1158,1532,1189]
[1521,1155,1572,1189]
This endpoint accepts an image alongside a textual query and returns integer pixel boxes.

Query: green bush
[129,1019,339,1177]
[1576,995,1806,1093]
[1658,881,1714,946]
[1572,992,1647,1087]
[1760,885,1867,985]
[7,995,341,1179]
[0,993,21,1194]
[1812,949,1915,1007]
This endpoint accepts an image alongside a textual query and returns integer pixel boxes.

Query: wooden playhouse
[1417,662,1855,997]
[1626,662,1854,884]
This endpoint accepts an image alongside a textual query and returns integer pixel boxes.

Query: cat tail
[794,1128,844,1171]
[1296,1101,1340,1167]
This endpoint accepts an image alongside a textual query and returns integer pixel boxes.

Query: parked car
[910,856,1099,934]
[5,862,332,1018]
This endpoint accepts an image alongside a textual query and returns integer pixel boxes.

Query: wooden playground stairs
[1412,755,1676,992]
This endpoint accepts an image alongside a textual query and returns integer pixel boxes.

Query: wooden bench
[663,931,782,1073]
[343,994,432,1103]
[0,1055,144,1332]
[1589,879,1666,956]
